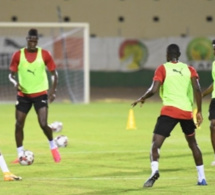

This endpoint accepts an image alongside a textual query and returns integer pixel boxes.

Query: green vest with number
[18,47,48,94]
[159,62,193,111]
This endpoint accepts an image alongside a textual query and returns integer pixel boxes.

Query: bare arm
[48,70,58,103]
[191,77,203,126]
[8,72,17,87]
[8,71,22,91]
[131,80,161,107]
[202,83,213,98]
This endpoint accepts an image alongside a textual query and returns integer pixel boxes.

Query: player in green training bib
[132,44,207,187]
[202,39,215,166]
[8,29,61,164]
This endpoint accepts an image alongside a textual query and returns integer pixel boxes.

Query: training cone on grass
[126,109,137,130]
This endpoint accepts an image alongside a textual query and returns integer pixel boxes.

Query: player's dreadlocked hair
[167,44,181,61]
[212,39,215,46]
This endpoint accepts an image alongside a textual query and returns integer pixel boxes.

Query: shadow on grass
[78,188,144,195]
[91,170,144,178]
[160,151,212,159]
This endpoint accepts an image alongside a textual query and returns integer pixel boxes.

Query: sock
[0,153,9,173]
[49,140,57,150]
[17,146,24,155]
[196,165,206,182]
[151,161,159,176]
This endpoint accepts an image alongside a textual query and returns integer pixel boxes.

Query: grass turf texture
[0,100,214,195]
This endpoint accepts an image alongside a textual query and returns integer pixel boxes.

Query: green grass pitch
[0,100,214,195]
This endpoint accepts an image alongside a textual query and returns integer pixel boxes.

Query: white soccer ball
[54,135,68,147]
[18,150,34,166]
[49,121,63,133]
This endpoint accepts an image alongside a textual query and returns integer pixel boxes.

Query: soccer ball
[54,135,68,147]
[49,121,63,133]
[18,150,34,166]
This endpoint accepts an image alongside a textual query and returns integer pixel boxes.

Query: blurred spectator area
[0,0,214,39]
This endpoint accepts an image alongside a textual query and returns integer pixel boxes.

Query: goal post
[0,22,90,104]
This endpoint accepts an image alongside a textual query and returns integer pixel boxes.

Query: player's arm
[48,70,58,103]
[8,71,18,88]
[202,83,213,98]
[131,80,161,107]
[42,49,58,103]
[191,77,203,126]
[8,71,23,91]
[8,51,23,91]
[131,65,164,107]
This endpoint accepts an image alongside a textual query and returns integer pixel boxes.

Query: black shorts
[16,94,48,114]
[153,115,196,137]
[209,98,215,120]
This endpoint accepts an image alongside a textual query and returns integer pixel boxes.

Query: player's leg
[143,133,165,187]
[34,94,61,163]
[210,119,215,164]
[208,98,215,165]
[36,106,53,140]
[185,134,207,185]
[15,110,27,147]
[150,133,166,161]
[185,134,203,165]
[37,107,61,163]
[210,119,215,151]
[182,119,207,185]
[144,116,176,187]
[12,96,32,164]
[0,153,22,181]
[33,95,53,140]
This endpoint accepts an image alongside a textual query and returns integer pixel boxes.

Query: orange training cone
[126,109,137,130]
